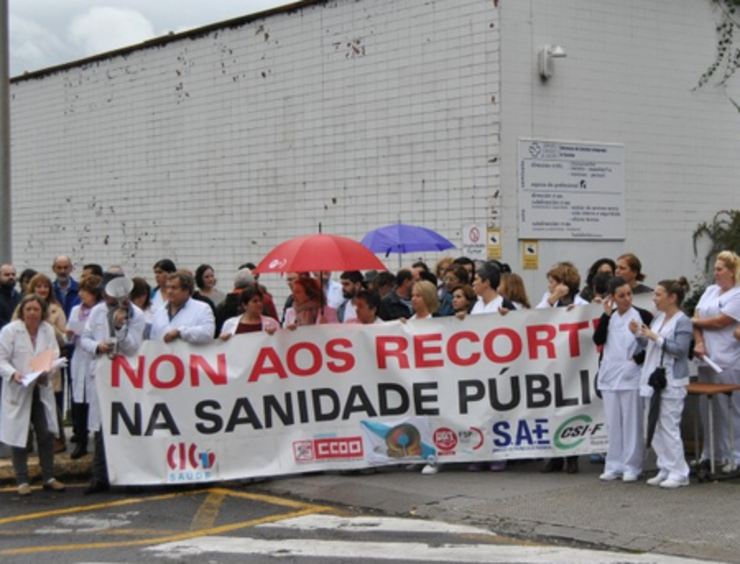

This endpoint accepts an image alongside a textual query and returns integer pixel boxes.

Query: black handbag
[648,346,667,391]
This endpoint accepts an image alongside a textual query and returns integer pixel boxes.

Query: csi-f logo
[554,415,604,450]
[167,443,215,471]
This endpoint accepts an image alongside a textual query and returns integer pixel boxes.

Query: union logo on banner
[166,443,217,483]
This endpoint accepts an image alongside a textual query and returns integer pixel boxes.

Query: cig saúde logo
[167,443,216,471]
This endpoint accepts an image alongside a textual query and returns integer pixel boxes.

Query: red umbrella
[252,234,387,274]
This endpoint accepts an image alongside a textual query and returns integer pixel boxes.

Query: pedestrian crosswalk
[145,514,724,564]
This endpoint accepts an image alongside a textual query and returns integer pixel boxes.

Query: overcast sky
[9,0,292,77]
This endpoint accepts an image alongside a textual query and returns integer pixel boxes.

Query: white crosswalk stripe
[146,514,724,564]
[258,514,496,536]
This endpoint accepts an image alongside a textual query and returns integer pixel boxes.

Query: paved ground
[1,441,738,564]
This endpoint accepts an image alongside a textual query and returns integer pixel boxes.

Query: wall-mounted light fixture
[538,45,567,79]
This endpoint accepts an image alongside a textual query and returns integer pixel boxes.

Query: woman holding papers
[22,273,68,453]
[0,294,65,495]
[593,277,653,483]
[692,250,740,472]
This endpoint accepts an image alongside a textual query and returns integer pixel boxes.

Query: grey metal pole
[0,0,11,262]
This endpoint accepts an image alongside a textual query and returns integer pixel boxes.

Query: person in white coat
[149,270,215,344]
[691,250,740,472]
[66,274,102,460]
[0,295,66,495]
[632,278,693,489]
[80,273,146,494]
[593,277,653,483]
[219,286,280,338]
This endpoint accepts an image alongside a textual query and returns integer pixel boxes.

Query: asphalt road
[0,481,723,564]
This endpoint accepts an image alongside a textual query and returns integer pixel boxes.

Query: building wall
[500,0,740,297]
[12,0,740,304]
[10,0,501,300]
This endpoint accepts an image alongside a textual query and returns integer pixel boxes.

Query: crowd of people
[1,250,740,495]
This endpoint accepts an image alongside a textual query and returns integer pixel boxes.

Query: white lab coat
[0,320,60,447]
[220,315,280,335]
[68,304,96,404]
[80,302,146,431]
[149,298,215,344]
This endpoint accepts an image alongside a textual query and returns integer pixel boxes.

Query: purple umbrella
[361,223,455,267]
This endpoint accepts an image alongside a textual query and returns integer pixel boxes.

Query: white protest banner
[97,305,607,485]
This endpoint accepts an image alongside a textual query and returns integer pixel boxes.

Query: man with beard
[337,271,363,323]
[0,264,20,329]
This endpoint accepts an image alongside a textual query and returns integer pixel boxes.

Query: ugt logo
[167,442,215,471]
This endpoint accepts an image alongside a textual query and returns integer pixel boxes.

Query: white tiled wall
[500,0,740,297]
[10,0,501,302]
[10,0,740,305]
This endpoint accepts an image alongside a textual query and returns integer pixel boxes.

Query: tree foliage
[697,0,740,89]
[692,209,740,272]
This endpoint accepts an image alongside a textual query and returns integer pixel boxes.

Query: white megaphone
[104,276,133,300]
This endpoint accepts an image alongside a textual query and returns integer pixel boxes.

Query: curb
[0,452,92,484]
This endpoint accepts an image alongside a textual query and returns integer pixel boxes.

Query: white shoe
[722,461,737,474]
[421,463,439,475]
[646,472,668,486]
[622,473,639,483]
[599,472,620,482]
[659,477,689,489]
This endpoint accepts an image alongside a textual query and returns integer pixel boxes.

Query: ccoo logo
[167,443,216,471]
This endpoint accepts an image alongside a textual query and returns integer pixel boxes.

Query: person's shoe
[489,461,506,472]
[622,473,639,483]
[660,477,689,489]
[53,438,66,454]
[17,483,31,496]
[565,457,579,474]
[43,478,66,492]
[70,443,88,460]
[722,461,738,474]
[467,462,485,472]
[646,472,669,486]
[84,481,110,495]
[541,458,564,473]
[590,453,605,464]
[599,472,621,482]
[689,458,709,470]
[421,463,439,475]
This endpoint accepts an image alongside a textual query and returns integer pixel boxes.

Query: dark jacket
[53,277,80,319]
[0,285,20,329]
[379,291,413,321]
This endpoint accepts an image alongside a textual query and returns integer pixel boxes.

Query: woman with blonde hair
[409,280,439,320]
[405,279,440,475]
[692,250,740,472]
